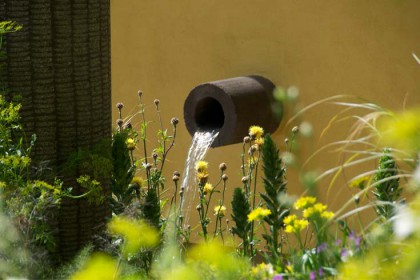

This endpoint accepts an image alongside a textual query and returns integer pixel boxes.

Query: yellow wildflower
[349,175,370,190]
[248,207,271,222]
[203,183,213,195]
[214,205,226,217]
[294,196,317,210]
[378,109,420,152]
[251,262,274,278]
[249,125,264,139]
[130,176,144,188]
[195,161,208,173]
[321,211,334,220]
[126,138,136,150]
[284,214,309,234]
[108,216,159,255]
[303,203,334,220]
[255,137,264,147]
[71,253,118,280]
[197,172,209,183]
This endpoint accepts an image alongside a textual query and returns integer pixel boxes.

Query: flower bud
[292,126,299,134]
[173,171,181,177]
[242,176,249,183]
[171,117,179,126]
[172,175,180,182]
[154,99,160,107]
[222,174,228,181]
[116,102,124,110]
[243,136,251,143]
[219,162,227,171]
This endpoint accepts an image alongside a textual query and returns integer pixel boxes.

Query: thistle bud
[152,152,158,160]
[116,102,124,110]
[116,119,123,127]
[154,99,160,107]
[222,174,228,181]
[171,117,179,126]
[241,176,249,183]
[219,162,227,171]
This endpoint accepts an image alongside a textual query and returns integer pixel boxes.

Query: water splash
[180,130,219,226]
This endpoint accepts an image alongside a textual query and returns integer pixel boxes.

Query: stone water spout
[184,75,282,147]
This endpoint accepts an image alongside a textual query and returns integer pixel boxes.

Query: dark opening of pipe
[194,97,225,130]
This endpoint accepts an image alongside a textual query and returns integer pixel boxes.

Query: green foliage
[260,133,289,261]
[111,130,135,211]
[142,187,161,229]
[76,175,105,206]
[373,148,401,219]
[231,187,251,255]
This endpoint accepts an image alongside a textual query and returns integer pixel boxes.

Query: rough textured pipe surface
[184,75,282,147]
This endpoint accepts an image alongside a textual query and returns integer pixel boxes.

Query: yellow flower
[251,262,274,277]
[249,125,264,139]
[130,176,144,188]
[321,211,334,220]
[349,175,370,190]
[255,137,264,147]
[294,196,317,210]
[378,109,420,152]
[197,172,209,183]
[248,207,271,222]
[71,253,118,280]
[203,183,213,195]
[214,205,226,217]
[195,161,208,172]
[108,216,159,255]
[303,203,334,220]
[284,214,309,234]
[126,138,136,150]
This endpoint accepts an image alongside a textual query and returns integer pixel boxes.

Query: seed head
[116,119,123,127]
[146,163,153,170]
[171,117,179,126]
[243,136,251,143]
[152,152,158,160]
[173,171,181,177]
[138,90,143,98]
[172,175,180,182]
[219,162,227,171]
[154,99,160,107]
[116,102,124,110]
[292,126,299,134]
[222,174,228,181]
[242,176,249,183]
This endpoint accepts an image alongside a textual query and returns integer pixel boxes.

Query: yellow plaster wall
[110,0,420,223]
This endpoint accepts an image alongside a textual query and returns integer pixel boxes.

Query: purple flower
[335,238,342,246]
[340,248,348,258]
[310,271,316,280]
[316,243,327,253]
[318,268,324,277]
[272,275,283,280]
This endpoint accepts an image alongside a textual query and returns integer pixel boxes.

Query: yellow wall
[110,0,420,224]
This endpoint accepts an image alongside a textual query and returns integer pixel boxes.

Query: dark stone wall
[0,0,111,261]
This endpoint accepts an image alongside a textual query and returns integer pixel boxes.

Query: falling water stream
[180,130,219,227]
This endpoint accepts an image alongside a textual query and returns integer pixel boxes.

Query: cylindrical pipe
[184,75,282,147]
